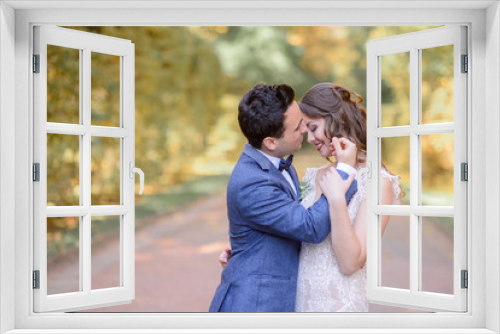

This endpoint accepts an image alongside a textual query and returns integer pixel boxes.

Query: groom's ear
[262,137,277,152]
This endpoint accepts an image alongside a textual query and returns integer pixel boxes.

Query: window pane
[91,216,121,290]
[47,217,80,295]
[91,52,121,127]
[47,134,80,206]
[421,217,454,294]
[381,215,410,290]
[381,52,410,127]
[381,136,410,205]
[91,137,121,205]
[421,133,454,206]
[47,45,80,124]
[421,45,454,124]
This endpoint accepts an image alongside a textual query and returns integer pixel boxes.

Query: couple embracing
[209,83,401,312]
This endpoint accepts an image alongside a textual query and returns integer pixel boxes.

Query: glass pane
[91,216,121,290]
[421,217,454,294]
[47,45,80,124]
[47,134,80,206]
[381,215,410,290]
[421,133,454,206]
[47,217,80,295]
[91,52,121,127]
[91,137,121,205]
[381,52,410,127]
[381,136,410,205]
[421,45,454,124]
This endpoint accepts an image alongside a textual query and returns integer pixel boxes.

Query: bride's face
[302,113,336,158]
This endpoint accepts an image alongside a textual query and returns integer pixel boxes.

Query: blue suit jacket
[209,143,357,312]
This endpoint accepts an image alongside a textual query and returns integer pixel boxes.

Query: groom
[209,84,358,312]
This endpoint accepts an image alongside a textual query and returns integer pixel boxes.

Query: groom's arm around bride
[209,84,357,313]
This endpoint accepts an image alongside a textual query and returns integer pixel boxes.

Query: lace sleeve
[358,172,368,202]
[381,169,402,205]
[357,169,402,205]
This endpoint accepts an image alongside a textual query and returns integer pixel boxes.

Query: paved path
[80,190,230,312]
[60,190,453,313]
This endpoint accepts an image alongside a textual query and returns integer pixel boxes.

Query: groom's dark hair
[238,83,295,149]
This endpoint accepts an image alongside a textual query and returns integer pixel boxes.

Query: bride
[295,83,402,312]
[220,83,402,312]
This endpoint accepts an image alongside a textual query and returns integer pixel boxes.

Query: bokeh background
[45,26,455,312]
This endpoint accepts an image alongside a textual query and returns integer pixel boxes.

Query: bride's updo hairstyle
[299,83,367,164]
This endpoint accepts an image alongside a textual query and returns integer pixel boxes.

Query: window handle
[129,162,144,195]
[357,161,372,180]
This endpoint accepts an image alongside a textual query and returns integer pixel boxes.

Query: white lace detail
[295,166,400,312]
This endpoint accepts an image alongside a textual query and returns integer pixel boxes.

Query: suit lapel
[242,143,299,201]
[271,167,298,201]
[288,165,300,201]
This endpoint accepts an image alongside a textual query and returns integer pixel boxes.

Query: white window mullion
[82,47,92,295]
[90,126,130,138]
[454,26,468,311]
[122,49,135,295]
[366,48,379,296]
[46,206,129,217]
[373,205,454,217]
[78,48,84,294]
[375,56,383,289]
[90,206,129,216]
[46,123,130,138]
[409,46,420,296]
[373,124,454,138]
[413,123,454,135]
[33,27,49,309]
[120,55,125,288]
[47,123,87,135]
[372,126,411,138]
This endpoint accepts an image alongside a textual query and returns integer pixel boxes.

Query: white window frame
[366,26,468,312]
[33,25,136,312]
[0,1,499,333]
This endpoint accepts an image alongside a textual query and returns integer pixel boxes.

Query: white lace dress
[295,165,401,312]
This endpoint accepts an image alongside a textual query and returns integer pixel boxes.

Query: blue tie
[279,155,294,172]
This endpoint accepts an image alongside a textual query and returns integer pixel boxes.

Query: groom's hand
[332,137,357,167]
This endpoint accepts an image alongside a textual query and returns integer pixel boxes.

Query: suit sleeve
[236,176,331,244]
[233,165,358,243]
[337,168,358,205]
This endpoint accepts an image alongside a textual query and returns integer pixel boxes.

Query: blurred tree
[209,26,319,98]
[63,26,227,193]
[283,26,372,99]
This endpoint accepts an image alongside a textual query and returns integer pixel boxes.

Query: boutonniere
[299,181,313,201]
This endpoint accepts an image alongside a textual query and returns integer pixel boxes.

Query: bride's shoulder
[381,168,403,203]
[381,168,401,185]
[312,163,335,181]
[302,163,333,183]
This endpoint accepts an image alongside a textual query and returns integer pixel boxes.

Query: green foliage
[47,45,80,124]
[59,26,232,194]
[210,26,319,97]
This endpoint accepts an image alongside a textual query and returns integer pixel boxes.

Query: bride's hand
[219,248,232,269]
[319,167,356,203]
[332,137,357,168]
